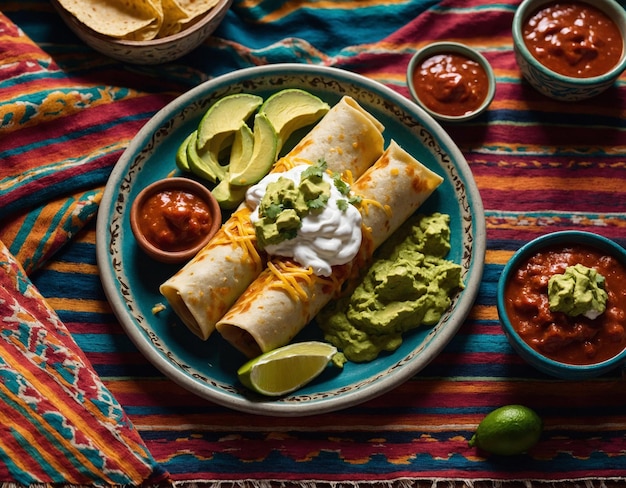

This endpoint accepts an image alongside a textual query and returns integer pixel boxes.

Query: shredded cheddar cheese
[212,210,263,268]
[358,197,393,218]
[266,260,339,303]
[267,261,310,301]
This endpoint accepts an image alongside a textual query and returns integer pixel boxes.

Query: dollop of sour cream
[247,164,362,277]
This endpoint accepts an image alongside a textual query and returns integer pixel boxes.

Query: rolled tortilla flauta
[285,96,385,177]
[216,140,444,358]
[159,96,385,340]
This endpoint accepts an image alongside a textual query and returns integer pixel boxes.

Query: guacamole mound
[548,263,607,319]
[254,162,331,249]
[318,212,464,362]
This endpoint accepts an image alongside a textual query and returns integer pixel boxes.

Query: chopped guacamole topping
[548,263,607,319]
[254,160,356,249]
[318,212,464,362]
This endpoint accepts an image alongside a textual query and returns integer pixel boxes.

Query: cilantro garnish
[307,194,329,210]
[337,199,348,211]
[333,173,350,196]
[301,159,327,180]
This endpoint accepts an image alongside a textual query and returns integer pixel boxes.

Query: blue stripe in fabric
[22,198,74,272]
[72,334,138,354]
[7,207,44,259]
[2,166,112,218]
[33,273,104,301]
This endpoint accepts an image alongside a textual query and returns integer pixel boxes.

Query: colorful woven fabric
[2,0,626,486]
[0,240,168,484]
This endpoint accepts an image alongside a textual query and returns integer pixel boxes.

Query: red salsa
[523,1,623,78]
[504,244,626,365]
[412,52,490,117]
[138,189,213,252]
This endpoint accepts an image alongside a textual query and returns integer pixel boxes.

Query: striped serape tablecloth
[1,0,626,486]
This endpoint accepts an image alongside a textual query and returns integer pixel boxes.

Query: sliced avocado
[186,130,226,183]
[212,178,250,209]
[228,123,254,175]
[259,89,330,155]
[229,113,278,187]
[197,93,263,151]
[175,131,194,172]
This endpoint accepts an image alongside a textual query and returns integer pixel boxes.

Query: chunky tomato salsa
[137,189,214,252]
[504,243,626,365]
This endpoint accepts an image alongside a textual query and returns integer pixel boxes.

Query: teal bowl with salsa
[512,0,626,101]
[406,42,496,123]
[497,231,626,380]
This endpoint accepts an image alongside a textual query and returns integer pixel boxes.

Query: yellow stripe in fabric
[486,249,513,265]
[45,261,99,275]
[474,175,624,192]
[469,305,497,321]
[45,297,111,314]
[0,339,144,481]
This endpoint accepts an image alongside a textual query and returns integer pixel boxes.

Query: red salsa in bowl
[497,231,626,379]
[523,1,623,79]
[407,42,495,123]
[130,177,221,263]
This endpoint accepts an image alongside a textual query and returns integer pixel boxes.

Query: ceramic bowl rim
[406,41,496,123]
[129,177,222,264]
[512,0,626,85]
[497,230,626,377]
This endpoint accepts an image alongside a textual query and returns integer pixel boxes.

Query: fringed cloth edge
[171,480,626,488]
[2,477,626,488]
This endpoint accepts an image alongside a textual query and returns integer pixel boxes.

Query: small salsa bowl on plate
[497,231,626,379]
[512,0,626,101]
[406,42,496,123]
[130,177,221,264]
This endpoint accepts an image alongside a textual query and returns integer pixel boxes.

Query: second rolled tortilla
[159,96,385,340]
[216,140,444,358]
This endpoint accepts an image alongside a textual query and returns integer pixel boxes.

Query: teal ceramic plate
[96,64,486,417]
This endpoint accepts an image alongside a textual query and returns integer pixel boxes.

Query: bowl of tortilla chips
[52,0,232,64]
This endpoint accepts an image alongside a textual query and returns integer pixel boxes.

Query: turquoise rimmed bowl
[512,0,626,101]
[497,231,626,380]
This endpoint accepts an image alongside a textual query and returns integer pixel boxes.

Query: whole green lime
[469,405,542,456]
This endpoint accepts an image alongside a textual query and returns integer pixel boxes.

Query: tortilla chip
[58,0,220,40]
[57,0,162,39]
[158,0,188,37]
[173,0,220,23]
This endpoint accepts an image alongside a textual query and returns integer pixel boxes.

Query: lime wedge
[237,341,338,396]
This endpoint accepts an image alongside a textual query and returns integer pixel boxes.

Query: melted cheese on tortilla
[213,209,262,267]
[266,260,340,302]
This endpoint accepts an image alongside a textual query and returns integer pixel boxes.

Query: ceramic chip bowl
[51,0,232,64]
[497,231,626,380]
[512,0,626,101]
